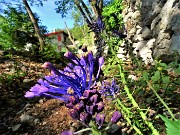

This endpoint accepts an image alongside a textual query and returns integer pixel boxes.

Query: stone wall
[121,0,180,64]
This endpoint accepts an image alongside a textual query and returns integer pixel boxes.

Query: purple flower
[83,90,92,98]
[96,113,105,128]
[25,84,48,98]
[25,50,104,103]
[111,111,122,123]
[80,112,92,125]
[86,105,96,115]
[91,17,104,33]
[69,109,80,120]
[89,94,100,104]
[96,101,104,112]
[100,78,120,98]
[73,101,84,113]
[61,131,74,135]
[112,29,127,38]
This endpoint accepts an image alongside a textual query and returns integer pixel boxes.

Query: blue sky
[29,0,74,32]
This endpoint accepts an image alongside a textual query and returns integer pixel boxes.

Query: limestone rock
[141,26,152,39]
[122,0,180,63]
[170,34,180,53]
[147,38,156,48]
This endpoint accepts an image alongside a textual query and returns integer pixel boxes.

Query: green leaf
[159,115,180,135]
[174,65,180,74]
[159,63,167,68]
[151,71,160,82]
[89,121,101,135]
[91,127,101,135]
[142,72,149,81]
[162,76,170,84]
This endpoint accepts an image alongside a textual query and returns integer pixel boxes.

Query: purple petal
[83,90,92,98]
[80,112,92,125]
[24,84,48,98]
[24,91,37,98]
[73,101,84,112]
[98,57,104,67]
[61,131,74,135]
[86,105,96,115]
[96,113,105,128]
[96,101,104,112]
[89,94,101,104]
[66,102,74,109]
[111,111,122,123]
[69,109,80,120]
[64,52,76,60]
[87,51,93,62]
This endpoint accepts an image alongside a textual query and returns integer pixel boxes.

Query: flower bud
[89,94,100,104]
[64,51,76,60]
[111,111,122,123]
[61,131,73,135]
[80,112,92,125]
[73,101,84,113]
[83,90,92,98]
[69,109,79,120]
[96,113,105,128]
[86,105,96,115]
[96,101,104,112]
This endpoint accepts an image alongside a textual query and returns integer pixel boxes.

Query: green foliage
[0,5,47,50]
[0,72,26,85]
[102,0,124,31]
[159,115,180,135]
[54,0,113,18]
[102,32,179,134]
[39,44,61,61]
[68,9,93,48]
[55,0,75,17]
[0,60,27,85]
[70,24,90,41]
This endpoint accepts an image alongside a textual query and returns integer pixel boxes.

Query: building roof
[43,30,68,37]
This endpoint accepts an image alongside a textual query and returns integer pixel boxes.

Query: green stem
[74,128,92,135]
[146,81,176,120]
[117,61,159,135]
[116,99,143,135]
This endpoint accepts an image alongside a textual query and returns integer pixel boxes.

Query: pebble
[20,113,34,124]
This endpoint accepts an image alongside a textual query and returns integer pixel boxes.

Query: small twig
[64,22,76,47]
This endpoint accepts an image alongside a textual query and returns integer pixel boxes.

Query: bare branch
[64,22,76,47]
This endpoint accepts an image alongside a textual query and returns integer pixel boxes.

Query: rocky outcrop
[122,0,180,64]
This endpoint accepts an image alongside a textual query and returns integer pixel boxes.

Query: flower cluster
[100,78,120,99]
[25,48,104,103]
[91,17,104,33]
[61,110,122,135]
[24,47,123,135]
[66,89,105,128]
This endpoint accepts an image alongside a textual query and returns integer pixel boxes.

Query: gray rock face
[170,34,180,53]
[122,0,180,64]
[141,26,152,39]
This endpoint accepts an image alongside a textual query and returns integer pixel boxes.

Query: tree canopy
[0,5,47,50]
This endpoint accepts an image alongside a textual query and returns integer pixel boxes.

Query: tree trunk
[22,0,45,51]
